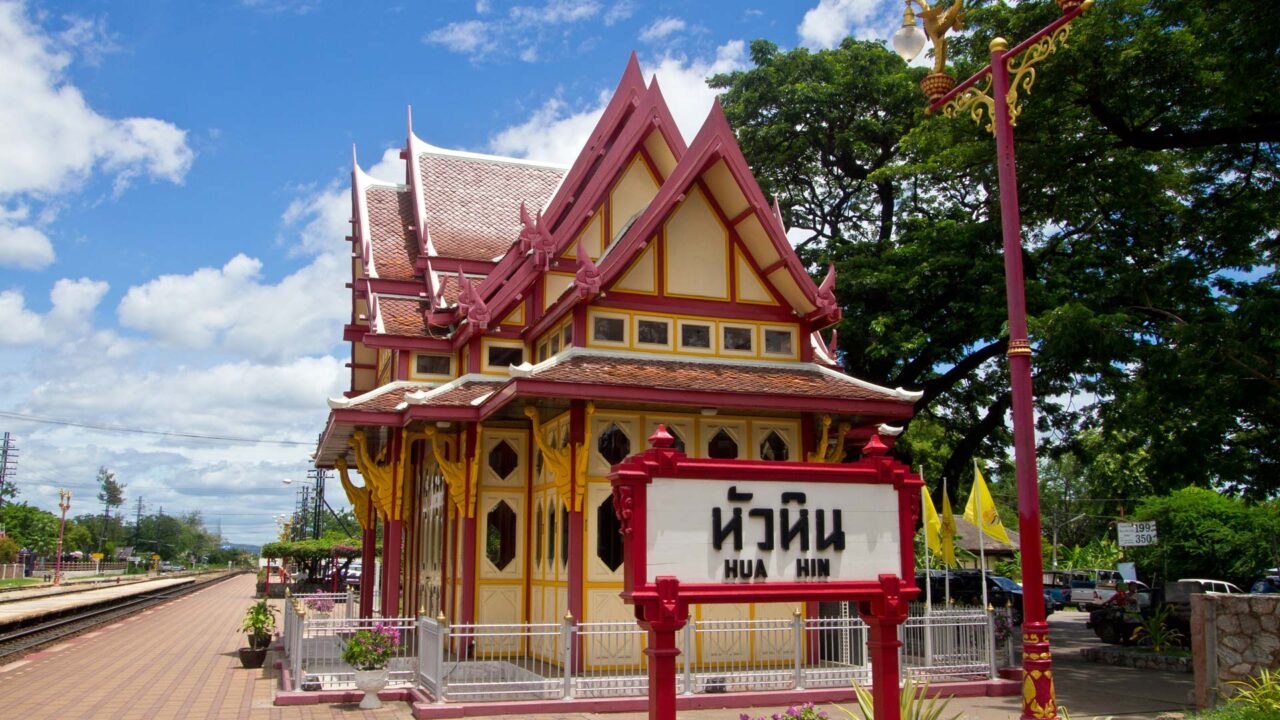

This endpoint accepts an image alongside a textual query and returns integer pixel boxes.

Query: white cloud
[639,16,686,43]
[488,41,749,164]
[0,3,194,197]
[0,222,54,268]
[475,0,491,13]
[425,20,494,55]
[0,277,109,346]
[425,0,605,61]
[603,0,634,26]
[798,0,882,49]
[116,252,348,362]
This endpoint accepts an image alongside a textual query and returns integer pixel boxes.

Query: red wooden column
[567,401,588,667]
[459,425,479,626]
[360,518,376,618]
[382,430,404,617]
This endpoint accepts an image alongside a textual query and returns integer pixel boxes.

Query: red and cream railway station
[315,54,925,636]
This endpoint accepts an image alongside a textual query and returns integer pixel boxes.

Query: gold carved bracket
[941,76,996,136]
[1005,23,1074,127]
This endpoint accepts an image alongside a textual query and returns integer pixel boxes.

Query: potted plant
[238,598,277,669]
[341,623,400,709]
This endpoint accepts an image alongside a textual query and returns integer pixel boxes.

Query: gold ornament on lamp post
[892,0,966,100]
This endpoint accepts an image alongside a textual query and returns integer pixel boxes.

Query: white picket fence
[282,595,1007,701]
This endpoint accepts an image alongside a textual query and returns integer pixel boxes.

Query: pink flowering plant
[341,624,400,671]
[742,703,828,720]
[305,597,336,613]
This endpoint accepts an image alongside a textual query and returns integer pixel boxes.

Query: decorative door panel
[585,481,625,583]
[589,415,640,476]
[478,491,525,580]
[696,602,750,665]
[475,585,522,654]
[482,429,527,488]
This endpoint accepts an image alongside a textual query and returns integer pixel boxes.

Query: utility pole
[0,432,17,509]
[133,496,144,545]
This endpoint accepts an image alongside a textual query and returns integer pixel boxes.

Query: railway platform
[0,576,197,626]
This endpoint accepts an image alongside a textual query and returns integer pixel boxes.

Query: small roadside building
[312,56,922,667]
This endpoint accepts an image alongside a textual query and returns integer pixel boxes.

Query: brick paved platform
[0,576,196,626]
[0,573,414,719]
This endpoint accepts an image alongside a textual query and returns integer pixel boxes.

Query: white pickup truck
[1068,569,1126,610]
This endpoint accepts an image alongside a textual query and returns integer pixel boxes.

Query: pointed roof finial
[351,143,358,170]
[407,105,414,135]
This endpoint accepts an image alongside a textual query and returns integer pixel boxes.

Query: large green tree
[96,466,125,552]
[711,0,1277,499]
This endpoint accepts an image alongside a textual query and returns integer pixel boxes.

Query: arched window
[534,500,544,569]
[560,502,570,569]
[597,423,631,466]
[546,500,558,566]
[708,428,739,459]
[760,430,789,461]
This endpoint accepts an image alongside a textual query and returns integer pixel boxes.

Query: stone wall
[1191,593,1280,708]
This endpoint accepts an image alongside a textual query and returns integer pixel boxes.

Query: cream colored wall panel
[564,211,604,260]
[613,243,657,294]
[696,602,750,664]
[481,428,527,488]
[610,155,660,240]
[643,130,677,181]
[476,585,523,653]
[585,481,624,583]
[665,187,728,300]
[588,415,640,476]
[477,491,525,580]
[735,251,776,305]
[749,421,799,462]
[767,267,816,314]
[544,272,576,310]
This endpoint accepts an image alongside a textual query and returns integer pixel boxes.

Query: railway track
[0,572,245,663]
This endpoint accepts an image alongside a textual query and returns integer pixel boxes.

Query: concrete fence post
[793,609,805,690]
[682,621,695,695]
[561,613,575,699]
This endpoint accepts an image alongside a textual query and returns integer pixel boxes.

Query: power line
[0,410,312,446]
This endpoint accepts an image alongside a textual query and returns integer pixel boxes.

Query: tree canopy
[710,0,1277,502]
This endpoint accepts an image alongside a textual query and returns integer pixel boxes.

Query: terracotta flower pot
[353,668,389,709]
[921,73,957,101]
[238,647,268,669]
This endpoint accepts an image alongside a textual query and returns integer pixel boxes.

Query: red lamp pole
[916,2,1095,718]
[54,489,71,586]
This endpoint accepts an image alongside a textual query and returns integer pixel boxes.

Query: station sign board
[1117,520,1157,547]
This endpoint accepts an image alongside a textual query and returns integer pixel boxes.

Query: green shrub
[1226,667,1280,713]
[838,678,961,720]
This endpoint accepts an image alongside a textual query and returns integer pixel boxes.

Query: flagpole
[976,460,995,680]
[920,467,934,668]
[943,477,951,605]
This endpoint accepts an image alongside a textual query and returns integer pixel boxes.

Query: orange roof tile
[376,296,429,336]
[406,380,501,408]
[366,186,420,281]
[420,153,563,262]
[529,354,907,403]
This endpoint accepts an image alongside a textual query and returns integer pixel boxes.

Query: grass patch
[1189,704,1277,720]
[0,577,40,588]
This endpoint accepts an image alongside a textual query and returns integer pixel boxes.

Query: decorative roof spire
[574,232,602,299]
[826,328,839,360]
[519,204,554,270]
[407,104,413,135]
[772,194,788,234]
[816,262,838,317]
[455,270,491,330]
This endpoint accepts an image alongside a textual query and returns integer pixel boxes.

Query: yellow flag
[922,489,942,558]
[940,490,957,566]
[965,464,1012,545]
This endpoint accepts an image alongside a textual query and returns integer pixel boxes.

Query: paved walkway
[0,575,1191,720]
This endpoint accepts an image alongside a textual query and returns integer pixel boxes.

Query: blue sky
[0,0,902,543]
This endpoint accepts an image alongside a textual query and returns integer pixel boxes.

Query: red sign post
[609,426,923,720]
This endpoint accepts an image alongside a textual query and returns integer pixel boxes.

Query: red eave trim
[488,379,915,418]
[331,409,403,426]
[367,278,426,296]
[361,334,453,351]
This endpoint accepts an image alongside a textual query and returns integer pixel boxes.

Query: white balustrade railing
[279,602,994,700]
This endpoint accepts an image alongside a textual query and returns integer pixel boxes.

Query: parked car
[1043,570,1089,610]
[1089,580,1150,608]
[1178,578,1243,594]
[915,570,1053,626]
[1249,576,1280,594]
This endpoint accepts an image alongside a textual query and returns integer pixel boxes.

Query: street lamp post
[893,2,1095,719]
[54,489,71,586]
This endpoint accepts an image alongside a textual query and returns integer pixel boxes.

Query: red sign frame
[608,426,923,720]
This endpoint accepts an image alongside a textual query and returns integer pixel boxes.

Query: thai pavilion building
[313,56,922,667]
